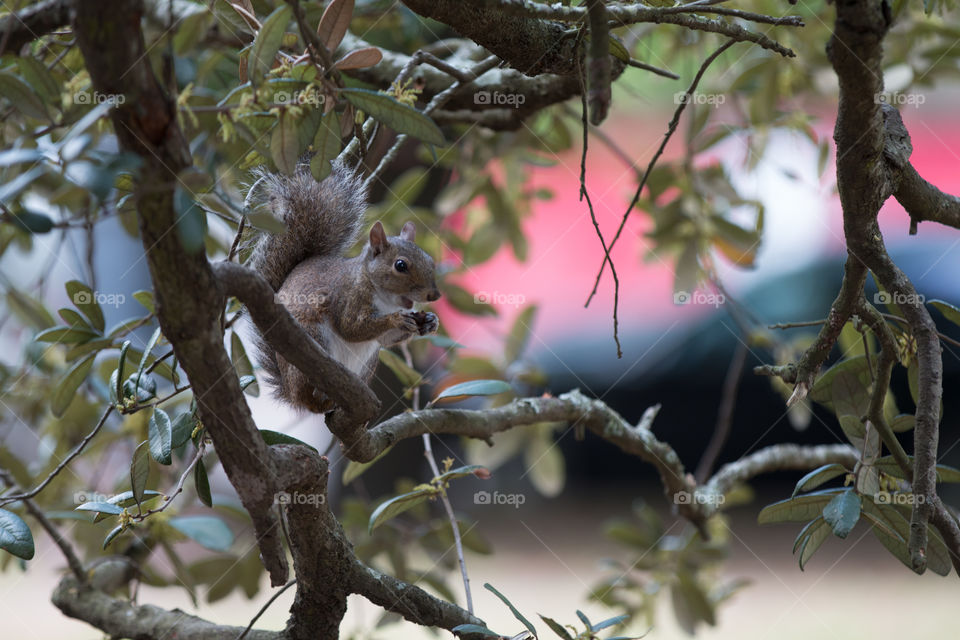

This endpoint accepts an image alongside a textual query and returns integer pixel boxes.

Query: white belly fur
[321,293,405,375]
[322,326,380,375]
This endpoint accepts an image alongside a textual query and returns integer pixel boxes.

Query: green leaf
[795,516,830,570]
[0,509,35,560]
[576,609,592,631]
[505,305,537,364]
[18,57,59,103]
[250,6,292,86]
[231,333,259,396]
[758,489,843,525]
[65,280,105,332]
[106,489,163,508]
[310,111,341,181]
[822,489,861,539]
[35,325,100,344]
[451,624,501,638]
[433,379,512,403]
[608,36,630,63]
[10,210,54,234]
[195,458,213,507]
[133,290,155,314]
[368,487,438,533]
[0,71,48,120]
[524,429,565,498]
[102,525,124,549]
[592,614,628,631]
[890,413,915,433]
[343,446,392,485]
[169,516,234,552]
[271,113,299,175]
[51,354,95,417]
[378,349,422,388]
[341,88,445,146]
[130,440,151,506]
[75,501,124,515]
[791,463,848,497]
[808,355,869,405]
[676,571,715,626]
[873,455,960,483]
[173,186,207,254]
[259,429,318,453]
[442,281,498,317]
[435,464,489,484]
[485,583,537,638]
[171,412,197,449]
[539,615,574,640]
[6,288,55,329]
[148,409,173,465]
[929,299,960,328]
[137,327,162,390]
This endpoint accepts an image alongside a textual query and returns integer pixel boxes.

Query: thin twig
[235,579,297,640]
[585,39,736,308]
[0,406,113,507]
[577,52,622,357]
[0,468,87,582]
[695,340,747,484]
[134,443,206,520]
[401,344,473,614]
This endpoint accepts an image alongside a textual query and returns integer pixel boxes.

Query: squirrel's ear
[369,221,388,255]
[400,221,416,242]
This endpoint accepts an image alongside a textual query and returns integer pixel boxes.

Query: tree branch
[212,261,380,442]
[72,0,289,586]
[52,575,280,640]
[894,163,960,234]
[0,0,71,55]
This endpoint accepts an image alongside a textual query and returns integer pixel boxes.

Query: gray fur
[245,161,367,391]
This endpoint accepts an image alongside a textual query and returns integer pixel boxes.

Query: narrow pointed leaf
[130,440,151,506]
[485,583,537,637]
[52,354,95,417]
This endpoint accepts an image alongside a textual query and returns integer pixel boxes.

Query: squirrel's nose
[426,288,441,302]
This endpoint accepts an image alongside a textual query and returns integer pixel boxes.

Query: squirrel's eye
[394,259,408,273]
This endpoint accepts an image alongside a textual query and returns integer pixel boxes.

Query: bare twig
[0,406,113,507]
[401,344,474,613]
[0,468,87,582]
[695,341,747,484]
[586,39,735,308]
[236,579,297,640]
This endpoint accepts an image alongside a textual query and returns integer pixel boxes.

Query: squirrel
[246,161,441,413]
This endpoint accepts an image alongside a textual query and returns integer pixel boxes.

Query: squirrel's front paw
[396,311,420,335]
[416,311,439,336]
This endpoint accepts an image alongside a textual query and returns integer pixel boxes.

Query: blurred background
[3,1,960,638]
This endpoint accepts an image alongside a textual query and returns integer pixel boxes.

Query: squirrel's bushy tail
[246,161,367,291]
